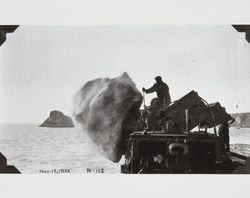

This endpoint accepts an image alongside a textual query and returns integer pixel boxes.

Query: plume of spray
[72,72,142,162]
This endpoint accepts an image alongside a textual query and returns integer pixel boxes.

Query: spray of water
[72,72,142,162]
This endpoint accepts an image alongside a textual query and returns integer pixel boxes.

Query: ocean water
[0,124,249,174]
[229,127,250,156]
[0,124,123,174]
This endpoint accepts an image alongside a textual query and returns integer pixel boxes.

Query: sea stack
[40,110,74,128]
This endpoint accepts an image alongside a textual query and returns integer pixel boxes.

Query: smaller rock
[40,110,74,128]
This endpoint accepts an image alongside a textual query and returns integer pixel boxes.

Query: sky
[0,25,250,123]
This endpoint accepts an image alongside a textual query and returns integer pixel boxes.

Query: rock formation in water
[40,110,74,128]
[72,72,142,162]
[230,113,250,128]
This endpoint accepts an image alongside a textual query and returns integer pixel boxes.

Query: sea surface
[0,124,249,174]
[0,124,123,174]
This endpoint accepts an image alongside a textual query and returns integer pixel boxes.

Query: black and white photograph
[1,1,250,197]
[0,25,250,175]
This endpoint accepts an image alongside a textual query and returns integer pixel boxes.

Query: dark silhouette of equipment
[121,90,248,174]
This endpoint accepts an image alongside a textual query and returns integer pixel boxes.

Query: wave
[72,72,142,162]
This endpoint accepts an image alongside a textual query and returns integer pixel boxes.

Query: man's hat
[155,76,162,81]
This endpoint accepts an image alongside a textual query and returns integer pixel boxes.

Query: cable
[199,97,217,135]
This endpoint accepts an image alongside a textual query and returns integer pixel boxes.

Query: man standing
[218,122,230,152]
[218,118,235,152]
[142,76,171,106]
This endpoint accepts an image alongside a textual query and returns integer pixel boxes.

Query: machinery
[121,91,248,174]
